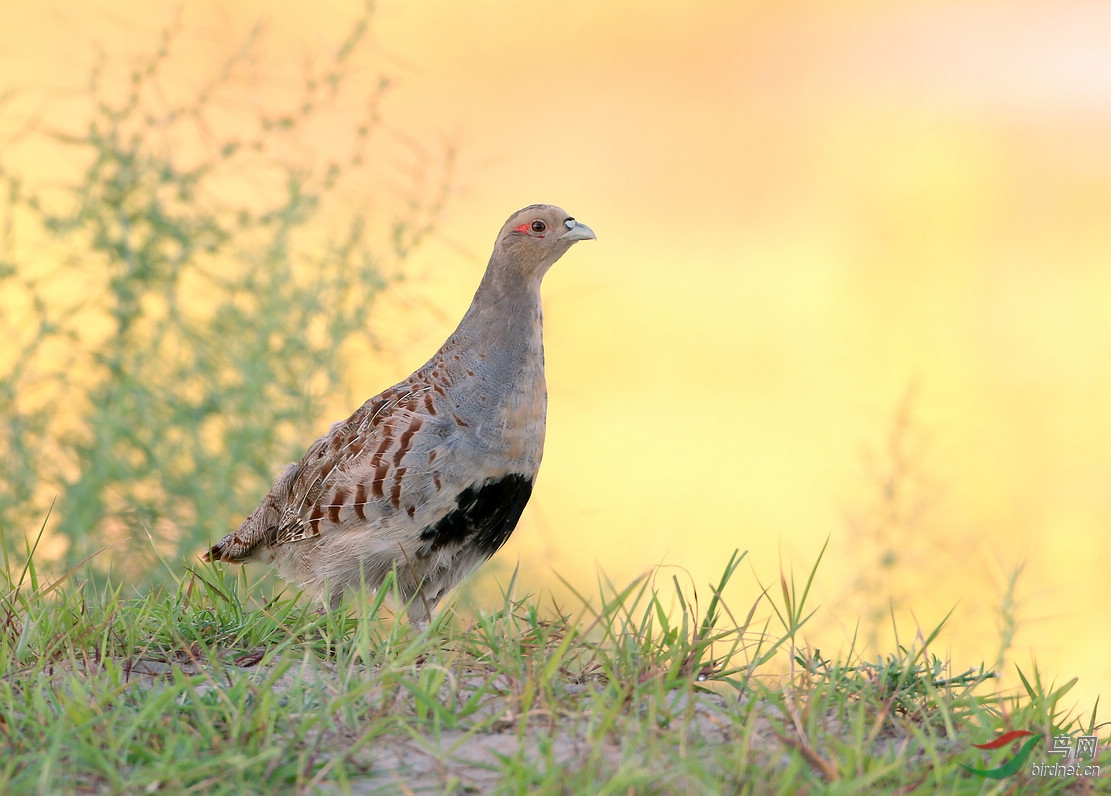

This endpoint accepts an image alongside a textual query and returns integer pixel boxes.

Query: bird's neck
[456,265,545,363]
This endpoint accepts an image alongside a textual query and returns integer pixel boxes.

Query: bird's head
[492,204,596,280]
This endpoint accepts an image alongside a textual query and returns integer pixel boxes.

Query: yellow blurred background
[3,0,1108,711]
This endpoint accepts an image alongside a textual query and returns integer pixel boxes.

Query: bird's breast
[428,317,547,472]
[494,359,546,467]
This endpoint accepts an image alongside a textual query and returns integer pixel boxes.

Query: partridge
[204,204,595,624]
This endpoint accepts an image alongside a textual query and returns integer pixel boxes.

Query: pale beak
[560,220,596,242]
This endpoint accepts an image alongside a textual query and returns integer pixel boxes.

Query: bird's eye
[531,220,546,233]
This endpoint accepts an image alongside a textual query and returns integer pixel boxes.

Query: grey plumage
[204,204,595,624]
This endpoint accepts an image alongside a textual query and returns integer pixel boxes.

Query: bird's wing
[273,380,443,544]
[207,378,448,562]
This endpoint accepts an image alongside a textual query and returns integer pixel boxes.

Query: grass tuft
[1,529,1105,794]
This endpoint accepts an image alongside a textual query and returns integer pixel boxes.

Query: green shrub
[0,7,449,583]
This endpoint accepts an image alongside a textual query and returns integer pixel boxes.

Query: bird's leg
[406,587,435,630]
[327,586,345,611]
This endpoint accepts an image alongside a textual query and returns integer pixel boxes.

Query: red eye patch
[513,223,533,234]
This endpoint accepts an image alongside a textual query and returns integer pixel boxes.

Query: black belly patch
[419,474,534,558]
